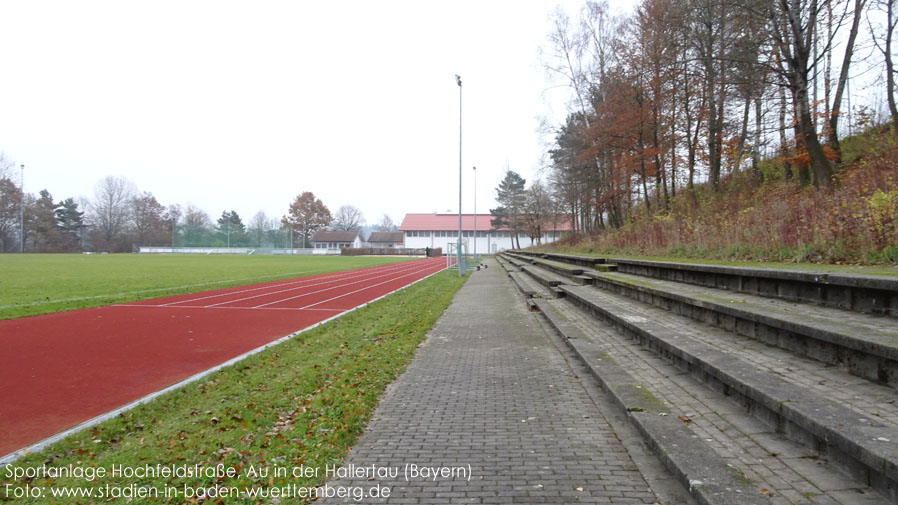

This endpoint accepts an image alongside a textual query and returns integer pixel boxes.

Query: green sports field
[0,254,415,320]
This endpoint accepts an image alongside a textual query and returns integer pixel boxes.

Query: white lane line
[114,261,441,312]
[159,260,414,307]
[113,305,344,312]
[298,263,442,310]
[203,261,418,308]
[250,260,440,309]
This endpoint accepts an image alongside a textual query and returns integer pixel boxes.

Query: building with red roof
[399,213,570,253]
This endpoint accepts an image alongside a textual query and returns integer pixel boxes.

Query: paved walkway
[318,260,678,504]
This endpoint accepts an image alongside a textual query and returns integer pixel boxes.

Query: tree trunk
[828,0,867,161]
[752,96,763,180]
[780,86,794,181]
[736,96,752,168]
[707,60,721,191]
[653,104,669,210]
[887,0,898,132]
[794,78,833,186]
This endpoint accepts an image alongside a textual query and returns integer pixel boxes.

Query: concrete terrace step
[532,296,894,505]
[531,297,770,505]
[503,253,593,289]
[512,250,610,268]
[507,252,618,277]
[565,284,898,431]
[494,255,519,272]
[613,258,898,318]
[507,271,537,298]
[591,271,898,388]
[499,254,528,270]
[558,283,898,502]
[497,256,559,300]
[508,259,581,289]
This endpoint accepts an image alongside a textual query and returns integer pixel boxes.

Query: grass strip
[0,255,413,320]
[1,269,467,504]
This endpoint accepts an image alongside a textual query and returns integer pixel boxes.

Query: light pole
[19,164,24,253]
[455,74,464,275]
[473,166,477,260]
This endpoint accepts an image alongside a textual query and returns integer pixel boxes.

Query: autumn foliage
[551,128,898,264]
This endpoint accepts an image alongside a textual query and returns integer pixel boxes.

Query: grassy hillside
[545,128,898,265]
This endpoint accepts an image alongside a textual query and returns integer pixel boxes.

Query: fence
[138,246,340,255]
[340,247,427,256]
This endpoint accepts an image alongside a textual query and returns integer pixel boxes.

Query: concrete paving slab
[316,259,670,504]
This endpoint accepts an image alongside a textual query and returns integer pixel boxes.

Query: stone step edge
[494,256,519,273]
[505,252,586,276]
[513,250,609,266]
[505,252,617,279]
[559,284,898,502]
[591,272,898,380]
[611,258,898,318]
[530,297,771,505]
[500,255,529,270]
[498,254,589,289]
[611,258,898,292]
[508,272,537,298]
[501,259,560,300]
[504,257,580,289]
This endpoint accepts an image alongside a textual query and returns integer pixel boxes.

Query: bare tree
[827,0,869,158]
[0,178,22,252]
[871,0,898,130]
[90,176,136,250]
[376,213,398,231]
[332,205,365,231]
[131,192,169,246]
[182,204,212,246]
[248,210,273,247]
[166,204,182,247]
[762,0,835,186]
[0,153,21,252]
[523,180,554,245]
[0,152,15,181]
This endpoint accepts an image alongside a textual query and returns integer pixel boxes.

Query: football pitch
[0,254,414,320]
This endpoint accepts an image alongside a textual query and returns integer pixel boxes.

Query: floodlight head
[455,74,462,86]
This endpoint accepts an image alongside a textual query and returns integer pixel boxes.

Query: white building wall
[403,231,564,253]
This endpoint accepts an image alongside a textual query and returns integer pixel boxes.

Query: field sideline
[0,254,415,320]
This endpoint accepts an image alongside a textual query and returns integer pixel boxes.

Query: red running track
[0,257,445,457]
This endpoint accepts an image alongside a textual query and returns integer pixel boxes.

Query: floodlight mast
[455,74,464,275]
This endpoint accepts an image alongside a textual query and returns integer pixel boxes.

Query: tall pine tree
[490,170,526,249]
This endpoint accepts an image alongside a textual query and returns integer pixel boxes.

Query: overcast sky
[0,0,636,228]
